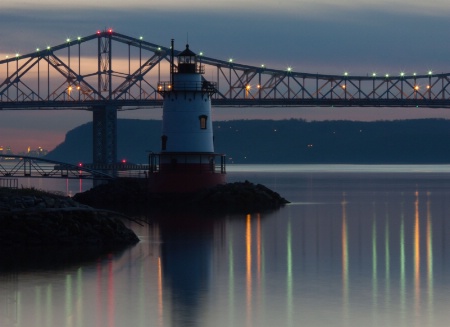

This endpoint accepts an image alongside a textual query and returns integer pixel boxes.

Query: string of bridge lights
[2,28,437,83]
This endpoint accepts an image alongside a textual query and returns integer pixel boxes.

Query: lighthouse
[148,40,226,193]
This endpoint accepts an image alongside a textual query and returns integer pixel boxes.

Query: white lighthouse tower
[149,40,226,192]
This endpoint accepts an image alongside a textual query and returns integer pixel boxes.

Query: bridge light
[199,52,203,56]
[139,36,143,40]
[5,55,8,58]
[413,73,417,76]
[66,38,70,42]
[36,48,40,52]
[385,74,389,78]
[342,84,346,89]
[414,85,419,91]
[287,67,292,72]
[47,46,51,50]
[15,53,19,57]
[372,73,376,77]
[77,36,81,41]
[157,47,161,51]
[428,71,433,75]
[344,72,348,76]
[229,58,233,63]
[427,85,431,89]
[400,72,405,77]
[245,85,251,91]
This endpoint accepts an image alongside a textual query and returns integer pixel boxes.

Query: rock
[0,187,140,248]
[73,179,289,214]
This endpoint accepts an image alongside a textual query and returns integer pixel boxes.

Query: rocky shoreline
[0,188,139,247]
[0,180,288,251]
[73,179,290,213]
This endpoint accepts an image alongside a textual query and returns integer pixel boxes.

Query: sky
[2,0,450,152]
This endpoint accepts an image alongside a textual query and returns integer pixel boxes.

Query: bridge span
[1,30,450,165]
[0,155,116,180]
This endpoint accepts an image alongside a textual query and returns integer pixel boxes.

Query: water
[2,165,450,327]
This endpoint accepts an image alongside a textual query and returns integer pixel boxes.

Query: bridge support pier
[92,105,117,167]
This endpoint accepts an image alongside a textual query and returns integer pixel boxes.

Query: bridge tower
[149,41,226,192]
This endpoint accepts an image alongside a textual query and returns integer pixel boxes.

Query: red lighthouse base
[148,171,226,193]
[148,152,227,193]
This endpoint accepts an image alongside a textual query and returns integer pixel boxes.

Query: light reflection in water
[286,217,293,327]
[341,192,348,323]
[372,206,378,322]
[2,172,450,327]
[158,257,164,327]
[65,275,72,327]
[245,214,252,327]
[414,191,421,318]
[384,205,390,314]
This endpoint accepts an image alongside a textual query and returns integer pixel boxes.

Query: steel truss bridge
[0,155,152,181]
[1,30,450,165]
[0,155,115,179]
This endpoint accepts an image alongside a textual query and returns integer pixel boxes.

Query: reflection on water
[2,169,450,326]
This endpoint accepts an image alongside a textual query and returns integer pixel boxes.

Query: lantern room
[177,45,198,74]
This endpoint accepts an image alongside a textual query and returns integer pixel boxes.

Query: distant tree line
[46,118,450,164]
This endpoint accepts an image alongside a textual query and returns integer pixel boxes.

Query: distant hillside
[45,118,450,164]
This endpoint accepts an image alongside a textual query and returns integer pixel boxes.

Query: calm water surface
[2,165,450,327]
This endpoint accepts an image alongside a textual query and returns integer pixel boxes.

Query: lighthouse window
[199,115,208,129]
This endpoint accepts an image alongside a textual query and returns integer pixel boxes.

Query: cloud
[1,5,449,76]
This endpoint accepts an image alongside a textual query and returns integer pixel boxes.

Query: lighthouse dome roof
[178,44,196,57]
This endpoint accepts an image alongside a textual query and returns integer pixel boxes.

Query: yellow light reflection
[414,191,421,313]
[246,214,252,327]
[341,193,349,322]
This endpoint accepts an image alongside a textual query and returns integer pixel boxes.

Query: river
[2,164,450,327]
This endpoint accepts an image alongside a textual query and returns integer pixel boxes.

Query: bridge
[0,155,115,180]
[1,30,450,165]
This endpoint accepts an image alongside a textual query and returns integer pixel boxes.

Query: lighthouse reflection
[157,215,217,326]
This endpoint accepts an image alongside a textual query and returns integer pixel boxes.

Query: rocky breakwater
[0,188,139,247]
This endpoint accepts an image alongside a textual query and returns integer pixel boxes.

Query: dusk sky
[2,0,450,152]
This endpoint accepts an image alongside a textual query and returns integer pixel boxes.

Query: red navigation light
[96,30,101,34]
[108,28,113,33]
[121,159,126,163]
[78,162,83,167]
